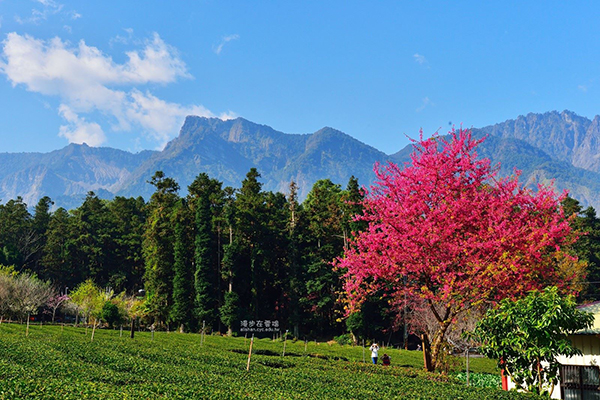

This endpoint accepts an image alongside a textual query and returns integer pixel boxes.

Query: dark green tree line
[0,169,385,338]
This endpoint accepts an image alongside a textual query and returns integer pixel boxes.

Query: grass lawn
[0,323,541,399]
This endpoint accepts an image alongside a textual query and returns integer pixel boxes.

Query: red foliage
[338,128,576,324]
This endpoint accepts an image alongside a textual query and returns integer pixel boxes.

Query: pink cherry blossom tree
[45,293,70,323]
[337,128,577,371]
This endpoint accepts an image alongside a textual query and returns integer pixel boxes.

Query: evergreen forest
[0,169,387,340]
[1,167,599,341]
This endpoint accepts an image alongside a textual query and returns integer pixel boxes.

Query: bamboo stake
[246,334,254,371]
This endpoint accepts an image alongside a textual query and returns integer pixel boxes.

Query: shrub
[101,301,123,329]
[334,333,353,346]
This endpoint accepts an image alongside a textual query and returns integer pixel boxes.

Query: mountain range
[1,110,600,210]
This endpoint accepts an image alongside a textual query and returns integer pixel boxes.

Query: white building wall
[553,335,600,399]
[506,363,562,399]
[507,335,600,399]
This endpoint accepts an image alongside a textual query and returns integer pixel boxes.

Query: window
[560,364,600,400]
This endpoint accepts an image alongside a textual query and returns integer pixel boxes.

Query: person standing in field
[370,343,380,364]
[381,353,390,366]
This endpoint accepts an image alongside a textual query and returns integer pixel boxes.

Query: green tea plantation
[0,323,541,399]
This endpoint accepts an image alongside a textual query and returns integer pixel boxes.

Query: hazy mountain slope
[2,111,600,211]
[116,117,389,200]
[0,144,155,208]
[265,127,390,196]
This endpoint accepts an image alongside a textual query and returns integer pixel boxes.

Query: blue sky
[0,1,598,154]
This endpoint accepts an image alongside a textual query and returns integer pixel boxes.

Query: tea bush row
[0,324,541,399]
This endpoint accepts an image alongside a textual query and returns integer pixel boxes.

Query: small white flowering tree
[8,272,53,336]
[0,266,17,324]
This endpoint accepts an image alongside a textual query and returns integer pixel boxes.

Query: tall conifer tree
[143,171,180,326]
[170,199,195,332]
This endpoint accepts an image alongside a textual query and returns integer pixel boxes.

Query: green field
[0,323,541,399]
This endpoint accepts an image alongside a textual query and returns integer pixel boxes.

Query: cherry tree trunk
[430,320,453,372]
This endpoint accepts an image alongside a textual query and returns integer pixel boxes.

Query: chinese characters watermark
[240,319,280,332]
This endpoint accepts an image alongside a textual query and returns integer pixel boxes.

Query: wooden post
[282,330,289,357]
[26,313,30,337]
[91,319,97,342]
[246,334,254,371]
[421,333,433,372]
[304,339,308,354]
[201,320,206,345]
[120,325,123,338]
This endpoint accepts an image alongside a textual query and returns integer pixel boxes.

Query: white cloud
[0,32,226,148]
[110,28,134,47]
[35,0,58,6]
[214,34,239,55]
[413,53,427,65]
[416,97,434,112]
[63,25,71,33]
[578,85,588,92]
[126,90,214,147]
[58,104,106,146]
[219,111,238,120]
[16,0,64,25]
[123,33,191,83]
